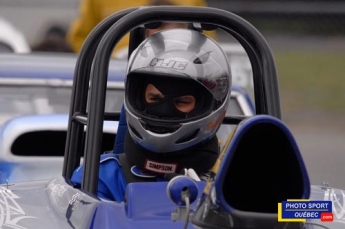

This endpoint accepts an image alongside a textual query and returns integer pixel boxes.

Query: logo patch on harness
[144,160,177,174]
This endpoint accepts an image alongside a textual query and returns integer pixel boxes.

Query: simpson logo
[144,160,177,174]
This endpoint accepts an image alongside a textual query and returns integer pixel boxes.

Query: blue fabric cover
[71,154,127,201]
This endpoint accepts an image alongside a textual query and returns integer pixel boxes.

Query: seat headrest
[215,115,310,213]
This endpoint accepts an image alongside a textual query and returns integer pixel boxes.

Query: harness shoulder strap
[113,105,127,154]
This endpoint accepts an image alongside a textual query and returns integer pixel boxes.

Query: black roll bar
[62,7,139,179]
[64,6,281,195]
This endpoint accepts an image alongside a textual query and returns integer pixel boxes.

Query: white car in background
[0,17,31,53]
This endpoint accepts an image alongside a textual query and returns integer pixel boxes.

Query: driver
[71,28,232,202]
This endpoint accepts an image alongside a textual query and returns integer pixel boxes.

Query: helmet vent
[140,46,149,57]
[128,124,143,139]
[193,52,210,64]
[175,129,200,144]
[139,120,180,134]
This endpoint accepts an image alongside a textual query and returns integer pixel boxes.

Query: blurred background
[0,0,344,189]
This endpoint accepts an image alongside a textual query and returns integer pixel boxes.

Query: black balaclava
[134,74,215,120]
[124,131,219,176]
[144,76,200,119]
[125,74,219,176]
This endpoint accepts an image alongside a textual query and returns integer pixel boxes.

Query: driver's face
[145,83,195,113]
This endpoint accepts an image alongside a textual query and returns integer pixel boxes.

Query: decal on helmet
[150,58,188,70]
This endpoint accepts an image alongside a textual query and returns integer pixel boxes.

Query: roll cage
[63,6,280,195]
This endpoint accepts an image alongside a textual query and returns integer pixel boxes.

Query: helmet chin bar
[125,95,229,153]
[140,119,181,134]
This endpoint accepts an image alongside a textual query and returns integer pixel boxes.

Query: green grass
[273,50,345,114]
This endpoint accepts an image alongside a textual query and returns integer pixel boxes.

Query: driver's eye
[147,95,164,103]
[145,84,164,103]
[173,96,195,113]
